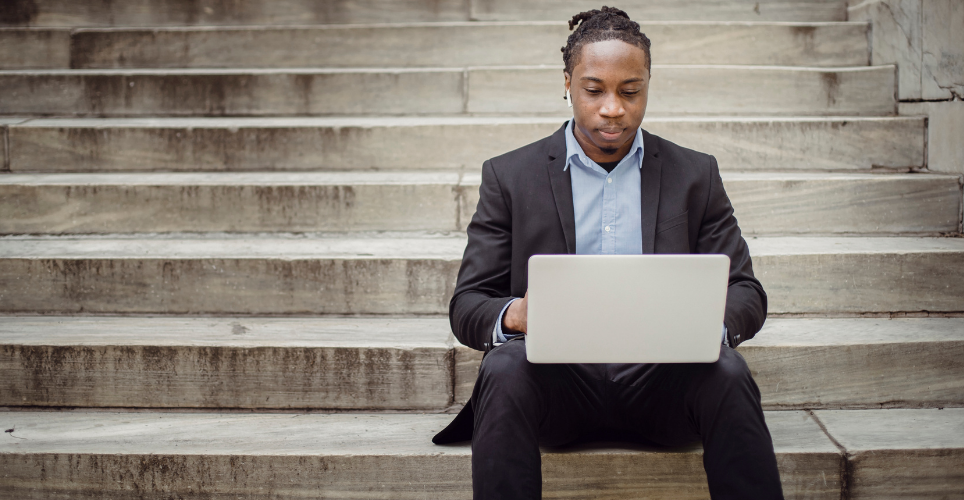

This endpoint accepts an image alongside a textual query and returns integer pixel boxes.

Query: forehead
[574,39,648,77]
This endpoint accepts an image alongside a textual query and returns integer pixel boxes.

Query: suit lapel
[640,129,662,254]
[546,123,576,254]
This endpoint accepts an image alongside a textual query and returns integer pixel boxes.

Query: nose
[599,92,625,118]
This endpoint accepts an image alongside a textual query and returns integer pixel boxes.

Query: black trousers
[470,339,784,499]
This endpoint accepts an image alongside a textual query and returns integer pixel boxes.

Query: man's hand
[502,290,529,334]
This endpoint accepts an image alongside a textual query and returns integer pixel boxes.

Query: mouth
[597,128,624,142]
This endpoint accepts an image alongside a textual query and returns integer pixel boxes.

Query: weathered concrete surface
[900,101,964,211]
[469,65,897,116]
[0,68,466,117]
[0,171,957,235]
[66,22,869,69]
[850,0,964,100]
[740,318,964,409]
[0,172,470,233]
[0,65,895,117]
[5,116,925,172]
[0,0,846,27]
[921,0,964,100]
[0,234,465,315]
[0,28,69,69]
[2,317,962,410]
[0,411,841,499]
[814,408,964,499]
[470,0,847,22]
[462,172,961,235]
[849,0,924,100]
[455,318,964,409]
[0,236,961,315]
[0,317,456,410]
[0,0,472,27]
[749,236,964,313]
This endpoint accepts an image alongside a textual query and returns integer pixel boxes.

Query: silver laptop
[525,254,730,363]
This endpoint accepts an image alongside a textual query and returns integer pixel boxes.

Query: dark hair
[561,6,652,75]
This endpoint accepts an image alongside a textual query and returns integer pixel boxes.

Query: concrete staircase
[1,1,962,498]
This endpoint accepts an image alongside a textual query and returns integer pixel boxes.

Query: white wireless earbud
[566,88,572,108]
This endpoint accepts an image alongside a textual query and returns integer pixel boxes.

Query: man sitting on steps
[433,6,784,499]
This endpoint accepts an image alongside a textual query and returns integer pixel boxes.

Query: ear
[564,71,571,92]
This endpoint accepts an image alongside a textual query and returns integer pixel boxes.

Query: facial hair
[599,147,618,156]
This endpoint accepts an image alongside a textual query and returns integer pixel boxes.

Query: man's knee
[705,346,756,394]
[479,339,528,379]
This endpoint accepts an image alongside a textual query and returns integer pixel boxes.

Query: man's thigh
[474,339,608,447]
[604,347,755,447]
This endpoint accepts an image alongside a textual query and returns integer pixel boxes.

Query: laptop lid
[525,254,729,363]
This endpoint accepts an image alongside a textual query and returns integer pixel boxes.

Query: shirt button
[605,226,611,232]
[607,177,613,184]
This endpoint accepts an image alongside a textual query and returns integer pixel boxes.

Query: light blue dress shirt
[493,121,726,346]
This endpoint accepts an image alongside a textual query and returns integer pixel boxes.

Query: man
[433,6,783,499]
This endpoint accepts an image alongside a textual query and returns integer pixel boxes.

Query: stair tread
[8,115,924,127]
[1,235,962,258]
[1,409,961,455]
[1,171,958,185]
[0,316,961,347]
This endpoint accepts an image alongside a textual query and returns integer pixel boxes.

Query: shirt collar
[563,119,644,172]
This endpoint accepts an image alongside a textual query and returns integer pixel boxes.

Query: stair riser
[0,66,896,117]
[471,0,847,22]
[1,175,958,235]
[0,28,70,69]
[0,0,846,27]
[471,66,896,116]
[3,340,961,410]
[758,251,964,313]
[0,258,461,315]
[0,183,468,233]
[56,23,868,70]
[1,345,455,410]
[4,118,925,172]
[0,0,471,27]
[0,251,961,315]
[0,452,840,500]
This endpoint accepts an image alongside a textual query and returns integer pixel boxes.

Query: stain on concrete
[821,72,840,107]
[0,0,38,25]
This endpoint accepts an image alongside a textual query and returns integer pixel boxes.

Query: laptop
[525,254,730,363]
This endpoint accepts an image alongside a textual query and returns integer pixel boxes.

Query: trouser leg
[470,339,603,500]
[610,346,784,500]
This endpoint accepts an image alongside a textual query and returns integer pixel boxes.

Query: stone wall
[849,0,963,182]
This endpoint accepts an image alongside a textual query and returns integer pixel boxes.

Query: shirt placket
[602,168,617,254]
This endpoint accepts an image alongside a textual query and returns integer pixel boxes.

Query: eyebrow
[580,76,645,84]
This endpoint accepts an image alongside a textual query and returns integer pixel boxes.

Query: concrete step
[0,65,897,117]
[1,316,961,411]
[0,171,958,235]
[1,409,961,499]
[3,116,925,173]
[0,22,869,70]
[0,235,960,315]
[812,408,964,499]
[471,0,849,23]
[0,0,847,27]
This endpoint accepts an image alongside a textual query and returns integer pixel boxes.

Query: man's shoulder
[646,131,717,172]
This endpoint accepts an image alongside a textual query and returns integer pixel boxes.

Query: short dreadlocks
[561,6,652,75]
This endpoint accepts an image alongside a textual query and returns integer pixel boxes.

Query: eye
[584,88,603,95]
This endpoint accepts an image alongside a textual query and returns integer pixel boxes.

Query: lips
[598,128,624,141]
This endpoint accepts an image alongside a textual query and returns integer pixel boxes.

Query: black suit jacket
[433,122,766,444]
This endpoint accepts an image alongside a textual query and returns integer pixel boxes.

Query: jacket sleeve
[696,157,767,348]
[449,159,516,351]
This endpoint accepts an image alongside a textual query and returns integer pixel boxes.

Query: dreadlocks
[561,6,652,75]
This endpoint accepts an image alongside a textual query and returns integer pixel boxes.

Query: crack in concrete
[808,410,853,500]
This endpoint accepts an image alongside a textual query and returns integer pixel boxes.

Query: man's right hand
[502,290,529,334]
